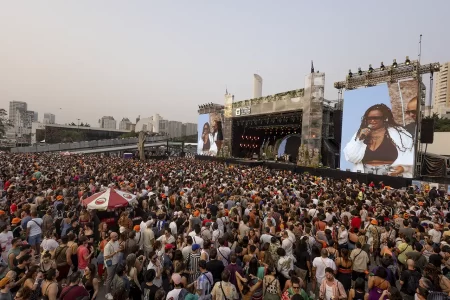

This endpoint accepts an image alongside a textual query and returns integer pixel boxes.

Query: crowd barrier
[195,155,412,189]
[10,136,168,153]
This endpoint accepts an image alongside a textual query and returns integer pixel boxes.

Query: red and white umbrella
[82,188,135,210]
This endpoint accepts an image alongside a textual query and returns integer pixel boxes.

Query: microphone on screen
[360,124,374,140]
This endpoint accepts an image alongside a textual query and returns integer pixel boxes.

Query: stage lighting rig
[405,56,411,65]
[334,58,441,90]
[368,64,374,73]
[392,59,398,68]
[348,69,353,78]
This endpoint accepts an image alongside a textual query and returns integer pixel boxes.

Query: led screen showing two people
[197,113,224,156]
[340,80,418,178]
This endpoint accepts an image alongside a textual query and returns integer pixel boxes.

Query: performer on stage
[343,103,414,177]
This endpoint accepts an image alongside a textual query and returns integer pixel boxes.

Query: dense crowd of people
[0,152,449,300]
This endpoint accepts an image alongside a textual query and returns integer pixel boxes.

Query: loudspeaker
[420,119,435,144]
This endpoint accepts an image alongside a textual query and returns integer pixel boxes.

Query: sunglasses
[366,116,384,121]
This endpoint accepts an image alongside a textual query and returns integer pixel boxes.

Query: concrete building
[182,122,197,136]
[43,113,56,124]
[168,121,183,138]
[99,116,117,129]
[9,101,27,128]
[159,119,169,135]
[119,118,133,130]
[433,61,450,117]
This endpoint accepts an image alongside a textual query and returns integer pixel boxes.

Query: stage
[195,155,413,189]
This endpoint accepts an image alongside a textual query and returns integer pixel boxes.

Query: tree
[424,113,450,132]
[0,109,12,138]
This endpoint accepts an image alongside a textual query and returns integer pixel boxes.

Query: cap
[165,243,175,250]
[172,273,181,285]
[193,210,200,217]
[133,225,140,232]
[192,244,200,251]
[403,213,409,219]
[371,219,378,225]
[186,204,192,209]
[11,218,21,225]
[0,211,5,215]
[0,277,10,288]
[56,195,64,201]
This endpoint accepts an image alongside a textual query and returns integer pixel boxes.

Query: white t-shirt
[191,235,204,249]
[217,246,231,266]
[428,229,442,244]
[0,231,13,253]
[166,288,182,300]
[312,257,336,285]
[169,221,177,235]
[104,240,120,265]
[147,261,163,287]
[41,238,59,252]
[27,218,43,236]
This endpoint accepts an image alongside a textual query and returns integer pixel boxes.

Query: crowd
[0,152,449,300]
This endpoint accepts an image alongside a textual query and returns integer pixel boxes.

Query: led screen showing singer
[340,83,417,178]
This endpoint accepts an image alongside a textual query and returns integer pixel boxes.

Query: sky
[0,1,449,127]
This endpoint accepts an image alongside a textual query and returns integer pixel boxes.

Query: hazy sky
[1,1,449,127]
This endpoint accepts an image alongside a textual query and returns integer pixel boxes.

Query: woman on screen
[197,122,217,155]
[343,103,414,177]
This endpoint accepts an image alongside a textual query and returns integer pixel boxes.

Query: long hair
[202,122,210,135]
[354,103,411,152]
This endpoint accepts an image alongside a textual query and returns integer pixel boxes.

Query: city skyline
[1,1,449,126]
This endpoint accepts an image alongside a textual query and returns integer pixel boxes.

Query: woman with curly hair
[343,103,414,177]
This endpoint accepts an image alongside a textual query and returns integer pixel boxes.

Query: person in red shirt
[350,211,362,230]
[77,236,94,272]
[202,213,212,227]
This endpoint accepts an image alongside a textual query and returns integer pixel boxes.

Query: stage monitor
[197,112,224,156]
[340,79,418,178]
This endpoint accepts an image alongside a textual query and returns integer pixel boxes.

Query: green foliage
[0,109,12,138]
[120,131,140,138]
[424,113,450,132]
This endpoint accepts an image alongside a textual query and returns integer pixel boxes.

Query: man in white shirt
[260,227,273,245]
[147,250,163,287]
[157,229,176,246]
[0,225,13,261]
[312,249,337,287]
[169,216,178,236]
[281,231,294,257]
[104,232,120,300]
[142,221,155,258]
[26,211,43,257]
[428,224,442,244]
[166,273,183,300]
[217,237,231,266]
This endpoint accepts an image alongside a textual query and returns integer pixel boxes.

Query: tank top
[362,135,398,163]
[354,289,365,300]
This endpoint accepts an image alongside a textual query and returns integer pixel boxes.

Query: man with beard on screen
[404,97,417,138]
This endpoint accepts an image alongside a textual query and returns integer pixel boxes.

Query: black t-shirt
[209,204,218,217]
[296,251,311,270]
[206,259,225,283]
[429,253,442,268]
[141,282,159,300]
[11,265,27,293]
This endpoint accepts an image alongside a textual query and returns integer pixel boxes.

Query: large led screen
[340,80,418,178]
[197,112,224,156]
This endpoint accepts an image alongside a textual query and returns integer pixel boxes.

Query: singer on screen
[343,103,414,177]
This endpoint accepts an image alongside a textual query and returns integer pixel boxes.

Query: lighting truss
[234,111,302,127]
[334,61,440,90]
[197,103,225,114]
[253,124,302,130]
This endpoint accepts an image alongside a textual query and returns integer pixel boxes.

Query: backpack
[405,270,420,295]
[177,288,189,300]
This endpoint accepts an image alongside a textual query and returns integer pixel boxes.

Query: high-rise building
[433,61,450,117]
[182,123,197,136]
[24,111,36,128]
[99,116,117,129]
[9,101,27,128]
[33,112,38,122]
[43,113,56,124]
[168,121,183,138]
[119,118,133,130]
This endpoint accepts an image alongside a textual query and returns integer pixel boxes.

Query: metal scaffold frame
[334,59,441,178]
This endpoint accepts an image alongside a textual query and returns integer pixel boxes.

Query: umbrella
[116,189,138,206]
[82,188,132,210]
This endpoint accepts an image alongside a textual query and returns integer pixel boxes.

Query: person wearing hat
[0,277,11,299]
[167,273,186,300]
[187,244,201,283]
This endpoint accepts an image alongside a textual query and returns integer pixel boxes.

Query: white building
[9,101,27,129]
[119,118,133,130]
[183,123,197,136]
[168,121,183,138]
[253,74,263,98]
[43,113,56,124]
[99,116,117,129]
[433,61,450,117]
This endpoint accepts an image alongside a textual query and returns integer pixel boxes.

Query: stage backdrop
[197,112,224,156]
[340,81,418,178]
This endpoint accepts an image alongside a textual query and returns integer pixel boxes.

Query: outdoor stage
[195,155,412,189]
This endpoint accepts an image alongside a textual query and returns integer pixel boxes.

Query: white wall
[425,132,450,155]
